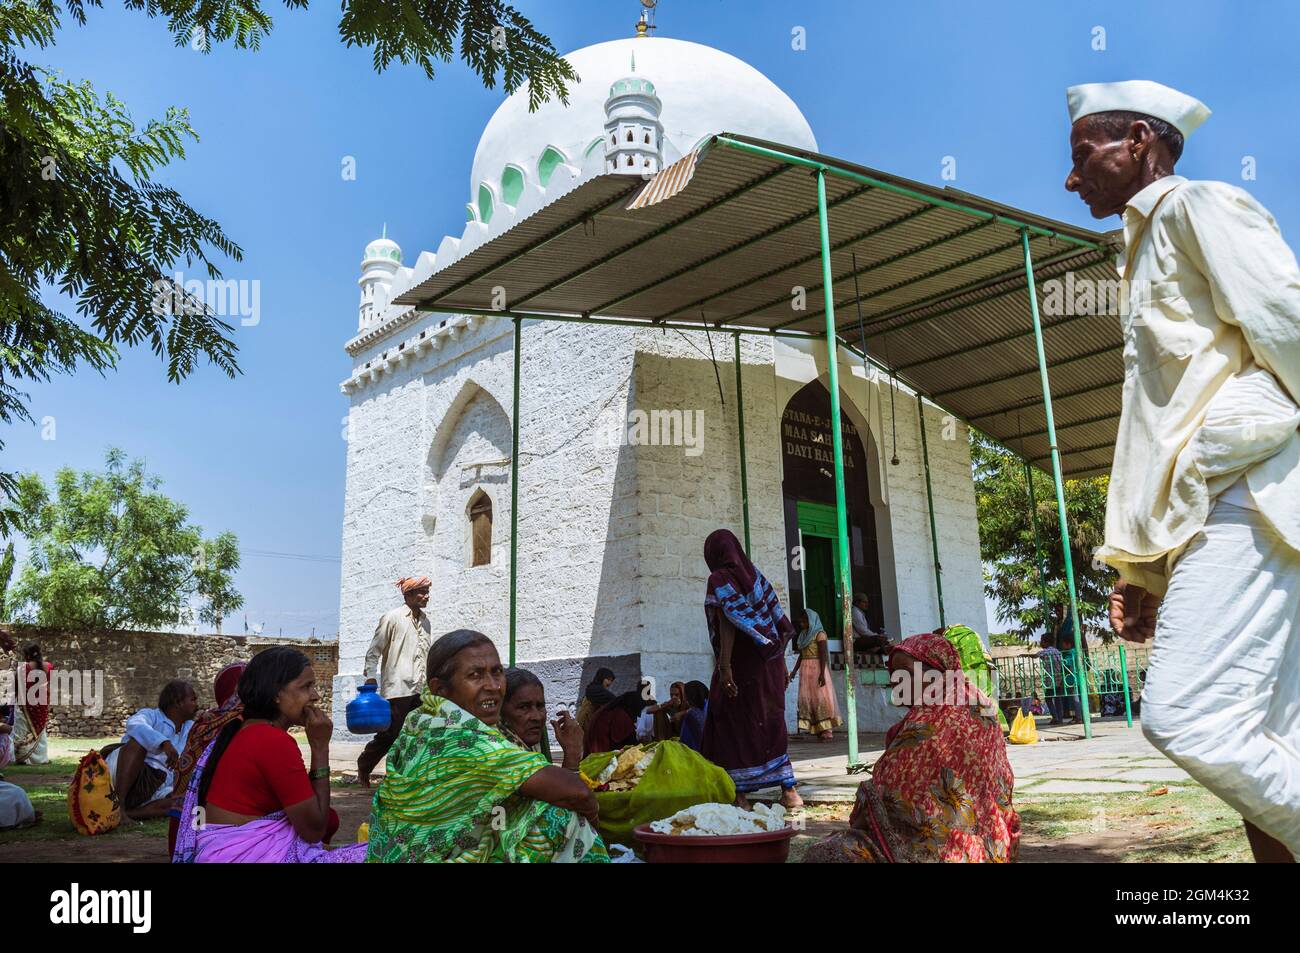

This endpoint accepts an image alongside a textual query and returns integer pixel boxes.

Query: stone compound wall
[0,625,336,737]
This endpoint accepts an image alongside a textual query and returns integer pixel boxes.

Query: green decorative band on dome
[609,77,656,97]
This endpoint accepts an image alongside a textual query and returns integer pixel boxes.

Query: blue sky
[10,0,1300,637]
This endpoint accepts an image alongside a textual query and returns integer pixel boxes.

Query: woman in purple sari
[173,647,366,863]
[700,529,803,809]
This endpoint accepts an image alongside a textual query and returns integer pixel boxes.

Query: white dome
[469,37,816,209]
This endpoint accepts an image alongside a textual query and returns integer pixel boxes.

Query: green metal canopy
[394,132,1124,478]
[390,132,1117,753]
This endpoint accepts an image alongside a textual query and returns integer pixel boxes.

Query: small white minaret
[358,226,402,330]
[603,52,663,175]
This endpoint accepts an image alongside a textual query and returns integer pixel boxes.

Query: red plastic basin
[632,822,795,863]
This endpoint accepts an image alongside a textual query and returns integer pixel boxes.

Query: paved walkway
[319,715,1191,802]
[790,716,1192,801]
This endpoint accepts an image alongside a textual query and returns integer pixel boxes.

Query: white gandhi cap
[1066,80,1210,137]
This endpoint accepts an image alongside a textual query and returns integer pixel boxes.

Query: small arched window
[626,128,634,142]
[644,132,651,145]
[610,133,617,145]
[626,155,634,167]
[469,490,492,566]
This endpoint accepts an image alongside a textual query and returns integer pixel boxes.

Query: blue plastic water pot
[346,683,392,734]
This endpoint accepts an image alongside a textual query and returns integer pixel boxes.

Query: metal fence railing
[994,645,1151,728]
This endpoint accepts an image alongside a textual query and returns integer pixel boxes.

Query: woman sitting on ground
[500,666,585,771]
[575,667,616,729]
[583,685,651,755]
[367,630,607,863]
[804,633,1020,863]
[166,661,246,857]
[175,646,365,863]
[676,681,709,752]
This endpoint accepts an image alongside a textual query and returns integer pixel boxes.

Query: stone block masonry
[0,625,336,737]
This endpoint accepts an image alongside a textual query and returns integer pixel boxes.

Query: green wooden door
[798,501,844,643]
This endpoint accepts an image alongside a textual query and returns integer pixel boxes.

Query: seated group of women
[169,616,1020,864]
[171,632,607,864]
[577,669,709,755]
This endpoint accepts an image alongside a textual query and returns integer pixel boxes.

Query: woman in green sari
[367,629,608,863]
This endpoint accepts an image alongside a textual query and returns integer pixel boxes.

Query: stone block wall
[0,625,336,737]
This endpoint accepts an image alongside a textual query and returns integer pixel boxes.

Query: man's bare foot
[780,787,804,810]
[357,771,371,790]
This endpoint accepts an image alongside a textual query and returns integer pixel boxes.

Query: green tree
[0,2,576,533]
[8,448,243,631]
[972,431,1115,642]
[0,539,15,620]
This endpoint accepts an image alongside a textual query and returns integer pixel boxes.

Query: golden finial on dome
[635,0,657,38]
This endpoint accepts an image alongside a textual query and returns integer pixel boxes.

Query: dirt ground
[0,739,1250,863]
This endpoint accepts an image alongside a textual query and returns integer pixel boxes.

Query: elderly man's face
[1064,115,1143,219]
[404,585,431,610]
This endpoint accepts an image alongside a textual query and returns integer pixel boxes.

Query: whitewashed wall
[335,317,986,740]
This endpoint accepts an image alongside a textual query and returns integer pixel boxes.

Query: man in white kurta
[1065,80,1300,861]
[357,575,433,786]
[103,679,197,818]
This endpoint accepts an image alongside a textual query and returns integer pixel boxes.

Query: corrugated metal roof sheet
[394,133,1124,476]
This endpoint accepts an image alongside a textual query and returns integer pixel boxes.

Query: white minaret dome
[358,227,402,331]
[468,36,816,222]
[603,53,664,175]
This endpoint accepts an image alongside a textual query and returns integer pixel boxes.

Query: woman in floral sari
[367,630,607,863]
[805,632,1020,863]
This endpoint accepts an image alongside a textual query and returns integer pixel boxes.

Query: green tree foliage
[8,448,244,631]
[0,540,15,620]
[971,431,1114,641]
[0,1,575,533]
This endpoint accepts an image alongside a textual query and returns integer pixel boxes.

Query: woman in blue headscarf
[700,528,802,809]
[790,608,842,741]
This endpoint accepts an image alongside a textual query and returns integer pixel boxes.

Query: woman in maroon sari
[700,529,803,809]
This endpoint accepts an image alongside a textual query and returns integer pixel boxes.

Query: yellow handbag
[1007,709,1038,745]
[67,750,122,835]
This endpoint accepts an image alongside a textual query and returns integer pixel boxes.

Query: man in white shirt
[102,679,197,819]
[358,575,433,787]
[1065,80,1300,861]
[851,593,889,655]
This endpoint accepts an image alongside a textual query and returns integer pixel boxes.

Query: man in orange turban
[358,575,433,786]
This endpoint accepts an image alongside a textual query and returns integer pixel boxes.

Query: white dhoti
[1141,498,1300,857]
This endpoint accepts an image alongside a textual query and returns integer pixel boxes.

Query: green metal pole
[1021,230,1090,739]
[816,169,860,771]
[509,315,522,666]
[1119,642,1133,728]
[916,394,946,629]
[1023,459,1050,631]
[733,332,751,555]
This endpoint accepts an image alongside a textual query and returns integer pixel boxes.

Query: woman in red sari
[12,643,53,765]
[805,632,1020,863]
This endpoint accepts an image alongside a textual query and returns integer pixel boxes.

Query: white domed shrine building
[335,26,1121,742]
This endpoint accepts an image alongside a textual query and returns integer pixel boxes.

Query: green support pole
[916,394,946,629]
[733,332,752,555]
[1119,642,1133,728]
[1023,459,1050,630]
[509,315,522,666]
[815,168,861,771]
[1021,230,1091,739]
